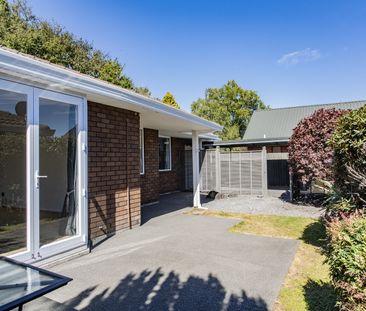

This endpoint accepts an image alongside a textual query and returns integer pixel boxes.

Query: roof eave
[0,47,223,133]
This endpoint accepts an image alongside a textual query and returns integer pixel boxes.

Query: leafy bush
[318,180,357,217]
[326,213,366,310]
[288,108,348,187]
[326,198,357,218]
[328,105,366,207]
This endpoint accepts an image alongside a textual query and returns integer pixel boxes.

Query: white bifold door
[0,79,87,262]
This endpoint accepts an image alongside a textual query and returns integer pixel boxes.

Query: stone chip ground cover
[202,193,323,219]
[187,209,337,311]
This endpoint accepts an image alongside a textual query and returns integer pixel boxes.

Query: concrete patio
[26,192,298,311]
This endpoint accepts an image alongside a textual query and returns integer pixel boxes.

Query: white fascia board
[0,48,223,132]
[214,139,289,146]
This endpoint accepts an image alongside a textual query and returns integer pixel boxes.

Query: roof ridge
[255,100,366,112]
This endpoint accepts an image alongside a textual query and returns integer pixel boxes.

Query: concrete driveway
[28,193,298,311]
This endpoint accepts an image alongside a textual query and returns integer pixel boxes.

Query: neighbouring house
[214,101,366,189]
[0,47,222,263]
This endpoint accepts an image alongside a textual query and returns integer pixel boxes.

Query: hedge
[328,105,366,207]
[326,213,366,310]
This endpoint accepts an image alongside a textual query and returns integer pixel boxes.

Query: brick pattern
[88,101,141,242]
[159,137,191,194]
[140,128,160,204]
[248,145,288,153]
[140,130,191,203]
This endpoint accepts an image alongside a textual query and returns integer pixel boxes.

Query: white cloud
[277,48,321,66]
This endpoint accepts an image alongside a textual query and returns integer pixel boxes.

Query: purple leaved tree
[288,108,348,186]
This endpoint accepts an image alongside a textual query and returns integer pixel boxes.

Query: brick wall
[140,128,160,204]
[88,101,140,243]
[140,130,191,204]
[247,144,288,153]
[159,137,190,194]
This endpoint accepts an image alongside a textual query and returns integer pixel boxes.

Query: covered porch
[26,192,298,311]
[139,108,222,208]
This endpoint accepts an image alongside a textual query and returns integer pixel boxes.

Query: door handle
[35,170,48,188]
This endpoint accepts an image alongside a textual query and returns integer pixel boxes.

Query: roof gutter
[0,48,223,132]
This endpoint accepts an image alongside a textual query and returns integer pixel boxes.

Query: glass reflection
[0,90,27,255]
[39,98,78,246]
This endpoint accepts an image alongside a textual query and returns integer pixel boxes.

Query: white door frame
[0,78,88,262]
[33,88,88,261]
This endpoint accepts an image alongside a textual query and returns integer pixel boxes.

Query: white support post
[261,146,268,196]
[192,131,201,208]
[215,146,221,193]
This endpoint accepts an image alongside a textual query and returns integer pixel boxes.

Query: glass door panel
[0,88,29,257]
[38,97,78,247]
[0,80,86,262]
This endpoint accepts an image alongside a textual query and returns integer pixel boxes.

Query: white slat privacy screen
[200,149,267,196]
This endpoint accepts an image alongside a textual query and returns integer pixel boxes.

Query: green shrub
[326,213,366,310]
[321,180,358,217]
[328,105,366,207]
[326,198,357,217]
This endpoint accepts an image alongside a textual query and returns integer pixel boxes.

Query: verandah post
[261,146,268,196]
[215,146,221,193]
[192,130,201,207]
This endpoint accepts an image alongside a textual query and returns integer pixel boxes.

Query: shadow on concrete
[141,192,211,225]
[41,268,268,311]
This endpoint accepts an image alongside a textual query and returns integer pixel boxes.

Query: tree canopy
[0,0,151,94]
[288,108,347,185]
[191,80,266,140]
[134,86,151,97]
[162,91,180,109]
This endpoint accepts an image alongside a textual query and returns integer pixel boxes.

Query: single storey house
[214,101,366,188]
[0,47,222,263]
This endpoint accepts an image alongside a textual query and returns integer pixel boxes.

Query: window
[159,136,171,171]
[140,129,144,175]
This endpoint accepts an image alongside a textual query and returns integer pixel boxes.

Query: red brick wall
[140,130,191,204]
[140,128,160,204]
[159,137,190,194]
[88,101,140,243]
[247,144,288,153]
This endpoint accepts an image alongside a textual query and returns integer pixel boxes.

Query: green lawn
[187,210,337,311]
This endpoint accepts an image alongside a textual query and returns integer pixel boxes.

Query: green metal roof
[243,100,366,141]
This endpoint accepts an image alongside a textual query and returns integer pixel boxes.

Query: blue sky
[28,0,366,111]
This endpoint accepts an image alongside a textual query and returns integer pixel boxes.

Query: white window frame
[159,135,172,172]
[140,128,145,175]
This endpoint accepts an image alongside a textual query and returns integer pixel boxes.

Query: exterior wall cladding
[159,137,190,194]
[88,102,191,242]
[141,129,191,204]
[247,145,288,153]
[88,102,141,243]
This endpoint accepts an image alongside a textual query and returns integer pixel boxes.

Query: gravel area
[202,190,324,219]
